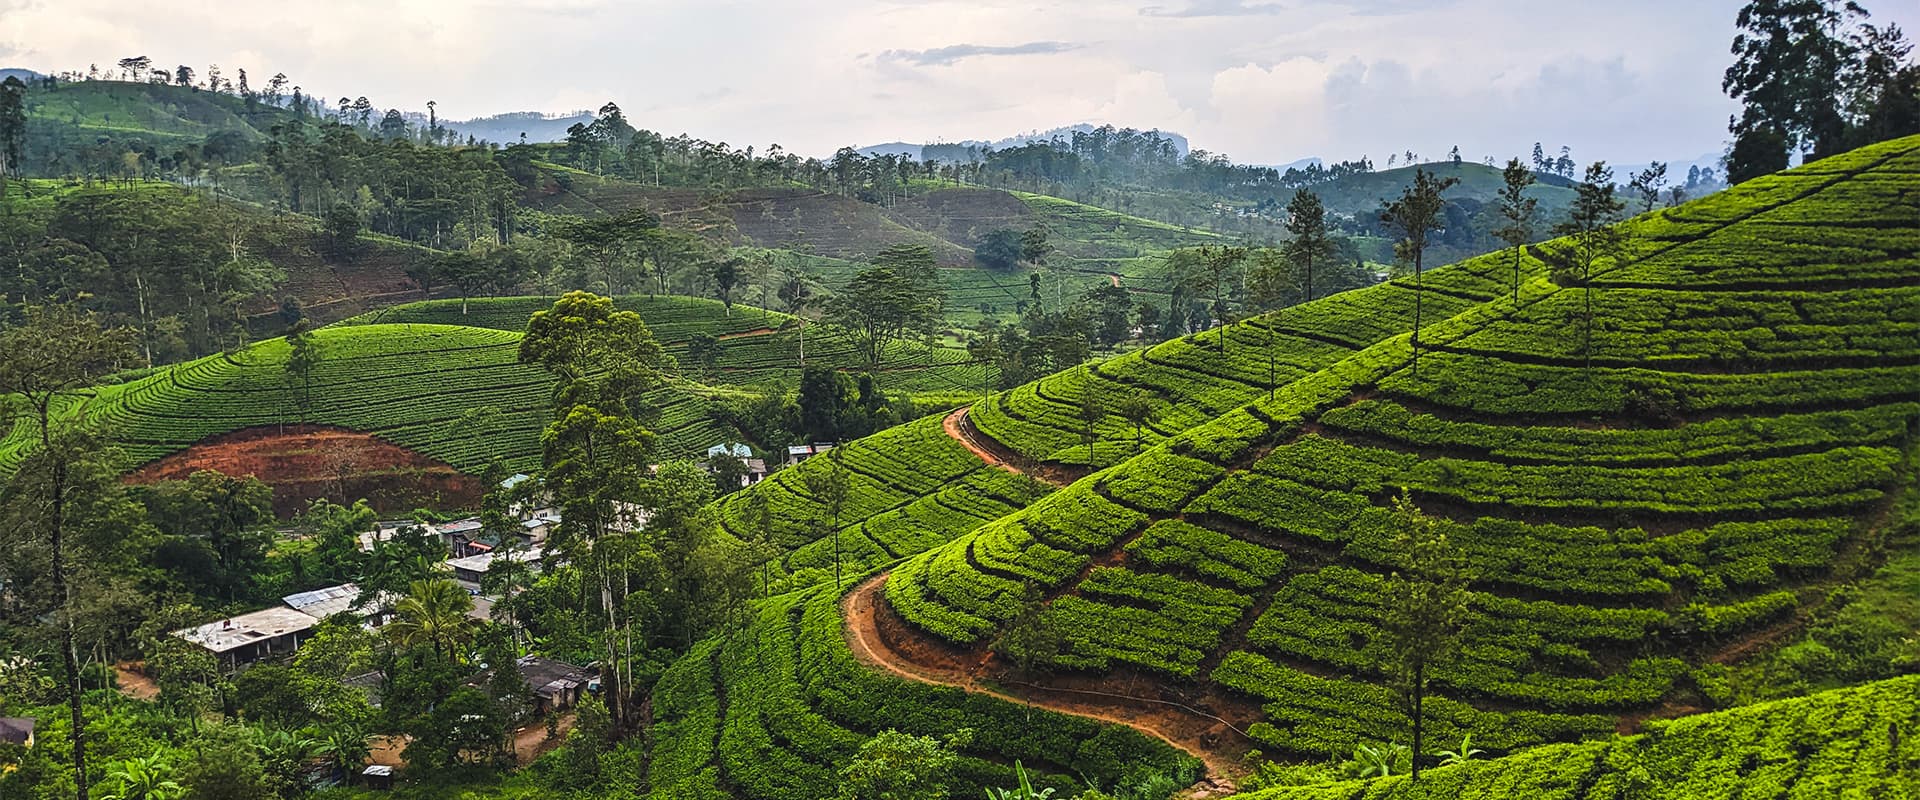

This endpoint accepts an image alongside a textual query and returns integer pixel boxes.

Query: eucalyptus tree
[1380,169,1458,377]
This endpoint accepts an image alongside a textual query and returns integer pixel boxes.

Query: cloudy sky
[4,0,1914,165]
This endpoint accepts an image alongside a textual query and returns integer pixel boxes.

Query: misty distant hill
[860,124,1190,162]
[438,110,596,144]
[0,68,45,83]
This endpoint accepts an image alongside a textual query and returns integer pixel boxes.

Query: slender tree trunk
[133,270,153,368]
[41,416,89,800]
[1411,252,1423,379]
[1510,245,1522,304]
[1584,282,1594,373]
[1411,661,1425,783]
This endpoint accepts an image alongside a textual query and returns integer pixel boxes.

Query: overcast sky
[5,0,1915,165]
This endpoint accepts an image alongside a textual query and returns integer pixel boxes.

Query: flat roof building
[172,607,319,671]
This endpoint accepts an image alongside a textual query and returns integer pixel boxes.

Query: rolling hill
[646,133,1920,798]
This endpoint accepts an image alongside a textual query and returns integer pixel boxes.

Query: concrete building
[172,607,319,671]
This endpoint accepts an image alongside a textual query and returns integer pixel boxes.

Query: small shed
[0,717,33,747]
[360,764,394,789]
[514,655,593,716]
[172,607,319,671]
[786,442,837,465]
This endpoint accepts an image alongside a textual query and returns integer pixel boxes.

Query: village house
[172,607,319,671]
[786,442,836,465]
[703,443,769,487]
[511,655,593,716]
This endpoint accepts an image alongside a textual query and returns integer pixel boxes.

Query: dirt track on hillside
[842,572,1244,796]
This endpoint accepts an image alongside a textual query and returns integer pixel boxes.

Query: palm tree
[384,579,476,659]
[101,754,183,800]
[776,266,822,367]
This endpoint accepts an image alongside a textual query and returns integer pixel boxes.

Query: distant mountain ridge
[435,110,596,144]
[859,123,1192,162]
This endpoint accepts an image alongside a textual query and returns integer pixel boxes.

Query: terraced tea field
[1239,674,1920,799]
[887,135,1920,761]
[655,134,1920,797]
[0,323,731,477]
[338,294,989,396]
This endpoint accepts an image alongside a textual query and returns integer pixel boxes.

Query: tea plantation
[0,322,731,475]
[1236,674,1920,799]
[883,134,1920,765]
[336,294,989,395]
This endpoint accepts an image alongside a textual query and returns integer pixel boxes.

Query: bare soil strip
[842,573,1243,795]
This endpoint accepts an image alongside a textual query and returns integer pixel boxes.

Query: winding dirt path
[843,573,1242,796]
[941,406,1082,487]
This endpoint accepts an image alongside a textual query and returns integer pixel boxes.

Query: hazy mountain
[859,124,1191,162]
[436,110,596,144]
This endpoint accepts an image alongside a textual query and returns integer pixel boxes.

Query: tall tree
[1627,162,1669,213]
[431,250,492,315]
[1197,245,1247,351]
[1377,493,1471,785]
[777,265,824,366]
[802,458,851,590]
[0,76,26,203]
[283,322,320,425]
[1379,169,1459,377]
[1494,158,1539,305]
[0,305,138,800]
[519,292,667,730]
[1724,0,1869,175]
[1552,162,1628,371]
[823,265,940,371]
[1283,189,1337,304]
[709,256,742,316]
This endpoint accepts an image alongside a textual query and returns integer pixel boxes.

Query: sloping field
[335,294,989,395]
[0,323,736,478]
[884,134,1920,765]
[1237,674,1920,799]
[708,210,1567,593]
[641,135,1920,798]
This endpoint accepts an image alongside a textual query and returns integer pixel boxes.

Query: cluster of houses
[163,441,800,705]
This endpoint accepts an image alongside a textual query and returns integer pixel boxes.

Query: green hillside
[886,135,1920,761]
[713,220,1551,593]
[1237,674,1920,799]
[333,294,988,395]
[1308,160,1578,222]
[645,134,1920,798]
[0,322,730,477]
[20,79,284,144]
[517,161,1224,326]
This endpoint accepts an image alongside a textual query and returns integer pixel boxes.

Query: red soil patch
[114,661,160,701]
[125,425,483,516]
[844,573,1250,796]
